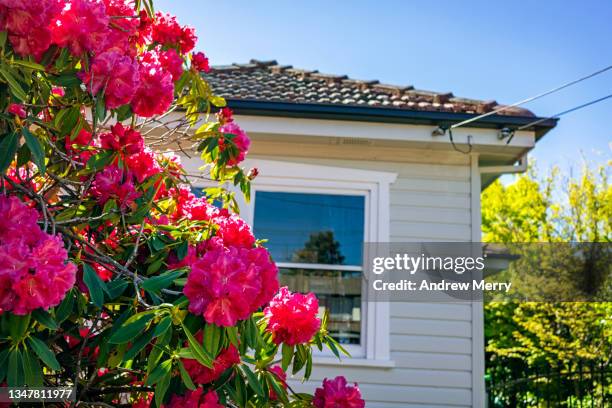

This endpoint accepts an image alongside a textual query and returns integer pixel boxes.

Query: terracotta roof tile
[204,60,535,117]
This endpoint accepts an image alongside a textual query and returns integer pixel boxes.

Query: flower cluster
[0,0,61,60]
[0,0,199,118]
[0,196,76,315]
[264,287,321,346]
[165,388,222,408]
[184,241,278,326]
[313,376,366,408]
[88,124,163,209]
[218,122,251,166]
[183,340,240,384]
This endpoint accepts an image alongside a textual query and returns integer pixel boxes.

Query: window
[238,159,396,363]
[253,191,365,346]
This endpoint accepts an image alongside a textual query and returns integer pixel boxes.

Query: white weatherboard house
[183,60,557,407]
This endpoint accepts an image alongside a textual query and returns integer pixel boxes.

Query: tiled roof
[204,59,535,117]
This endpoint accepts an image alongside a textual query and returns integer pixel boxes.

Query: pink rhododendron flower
[52,86,65,97]
[131,55,174,117]
[184,244,278,327]
[0,196,76,315]
[91,165,140,209]
[165,388,222,408]
[0,0,61,59]
[124,147,162,183]
[101,0,140,55]
[268,365,287,400]
[52,0,110,56]
[151,12,197,53]
[264,287,321,346]
[65,129,98,164]
[100,123,144,155]
[183,341,240,385]
[191,52,210,73]
[158,47,184,81]
[7,103,26,118]
[313,376,365,408]
[218,107,234,124]
[169,185,256,247]
[219,122,250,166]
[80,50,139,109]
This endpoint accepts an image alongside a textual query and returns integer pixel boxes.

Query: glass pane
[279,268,362,345]
[253,191,365,266]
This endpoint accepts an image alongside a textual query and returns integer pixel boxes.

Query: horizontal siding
[391,351,472,371]
[392,317,472,338]
[391,302,473,321]
[287,381,472,406]
[250,147,474,407]
[301,366,471,388]
[391,335,472,354]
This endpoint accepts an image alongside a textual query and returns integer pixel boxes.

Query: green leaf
[106,278,129,299]
[32,309,58,330]
[122,330,154,362]
[0,348,9,383]
[22,128,45,174]
[145,358,172,386]
[241,365,265,398]
[141,270,183,293]
[108,313,154,344]
[27,336,61,371]
[210,95,226,107]
[176,241,189,261]
[0,65,27,101]
[0,131,19,174]
[281,343,294,371]
[56,289,75,323]
[226,326,239,347]
[155,366,172,408]
[55,106,80,135]
[9,313,30,341]
[22,349,43,386]
[181,323,213,368]
[153,316,172,338]
[12,60,45,71]
[85,150,114,172]
[304,349,313,379]
[16,142,31,167]
[203,324,221,357]
[178,360,196,390]
[266,371,289,404]
[148,327,171,375]
[7,349,24,386]
[83,263,106,308]
[50,72,81,88]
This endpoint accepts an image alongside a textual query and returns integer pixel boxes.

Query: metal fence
[486,361,611,407]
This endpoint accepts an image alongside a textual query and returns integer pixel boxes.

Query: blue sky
[158,0,611,176]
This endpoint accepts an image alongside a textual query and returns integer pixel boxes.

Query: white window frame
[239,159,396,364]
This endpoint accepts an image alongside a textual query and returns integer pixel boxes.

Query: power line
[503,93,612,145]
[450,64,612,129]
[515,93,612,132]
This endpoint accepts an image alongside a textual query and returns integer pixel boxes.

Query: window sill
[312,356,395,368]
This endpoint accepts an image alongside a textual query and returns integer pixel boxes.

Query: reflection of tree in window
[292,230,345,265]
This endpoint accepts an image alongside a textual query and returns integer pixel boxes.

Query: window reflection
[253,192,365,266]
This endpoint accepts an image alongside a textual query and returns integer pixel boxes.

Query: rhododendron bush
[0,0,365,407]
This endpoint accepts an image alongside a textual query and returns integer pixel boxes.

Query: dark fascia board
[226,99,558,140]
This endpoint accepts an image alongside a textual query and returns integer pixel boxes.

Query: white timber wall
[249,140,479,407]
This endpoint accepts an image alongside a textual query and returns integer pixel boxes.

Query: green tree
[482,163,611,405]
